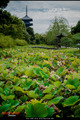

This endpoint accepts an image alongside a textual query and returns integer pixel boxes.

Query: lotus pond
[0,46,80,118]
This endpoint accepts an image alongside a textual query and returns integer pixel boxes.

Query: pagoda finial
[26,5,27,16]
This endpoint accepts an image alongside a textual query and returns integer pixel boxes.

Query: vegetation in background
[0,33,27,48]
[0,9,30,42]
[46,16,70,45]
[26,27,35,44]
[60,37,73,48]
[35,33,46,44]
[0,0,10,9]
[71,20,80,34]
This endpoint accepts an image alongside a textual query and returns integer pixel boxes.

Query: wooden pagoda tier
[21,6,33,28]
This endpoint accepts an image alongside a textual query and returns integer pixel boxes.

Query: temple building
[21,6,33,28]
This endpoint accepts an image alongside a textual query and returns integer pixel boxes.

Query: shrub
[0,33,15,48]
[60,37,73,47]
[0,33,28,48]
[0,9,30,41]
[36,38,40,44]
[15,39,28,46]
[72,33,80,44]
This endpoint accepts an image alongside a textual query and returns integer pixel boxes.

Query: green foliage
[35,33,46,44]
[46,16,70,45]
[43,85,53,93]
[15,105,25,113]
[26,27,35,44]
[0,33,28,48]
[0,46,80,118]
[48,96,63,105]
[0,9,30,40]
[25,103,48,117]
[0,0,10,9]
[15,39,28,46]
[0,34,15,48]
[60,37,73,47]
[1,94,15,100]
[71,20,80,34]
[0,104,11,113]
[72,33,80,47]
[27,91,38,98]
[62,96,79,107]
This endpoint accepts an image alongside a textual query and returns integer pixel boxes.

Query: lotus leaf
[62,96,79,107]
[43,85,53,93]
[48,96,63,105]
[27,91,38,98]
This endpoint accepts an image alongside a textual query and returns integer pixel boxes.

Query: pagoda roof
[56,33,64,38]
[21,15,33,21]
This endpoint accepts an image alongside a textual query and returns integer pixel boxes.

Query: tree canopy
[71,20,80,34]
[0,0,10,9]
[0,9,30,41]
[46,17,70,45]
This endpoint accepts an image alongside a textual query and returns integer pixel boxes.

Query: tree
[0,0,10,9]
[71,20,80,34]
[0,9,30,41]
[46,16,70,46]
[72,33,80,46]
[60,37,73,47]
[26,27,35,44]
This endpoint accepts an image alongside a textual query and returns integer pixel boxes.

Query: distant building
[21,6,33,28]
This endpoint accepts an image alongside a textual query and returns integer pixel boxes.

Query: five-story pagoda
[21,6,33,28]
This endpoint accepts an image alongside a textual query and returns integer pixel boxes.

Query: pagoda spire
[26,5,27,16]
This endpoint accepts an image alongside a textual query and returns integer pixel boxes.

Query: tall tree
[0,0,10,9]
[46,16,70,45]
[71,20,80,34]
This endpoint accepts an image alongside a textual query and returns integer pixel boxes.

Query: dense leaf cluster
[0,0,9,9]
[0,9,29,41]
[0,46,80,118]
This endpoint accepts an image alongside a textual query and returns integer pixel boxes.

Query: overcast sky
[5,1,80,34]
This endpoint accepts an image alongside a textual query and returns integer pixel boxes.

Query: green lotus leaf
[50,74,58,81]
[42,94,53,101]
[0,104,11,113]
[0,87,4,95]
[47,106,54,117]
[9,99,20,109]
[43,85,53,93]
[76,85,80,93]
[56,67,65,75]
[62,96,79,107]
[53,81,61,88]
[25,103,36,117]
[21,80,32,90]
[33,103,48,117]
[25,66,36,77]
[48,96,63,105]
[39,71,49,79]
[0,82,4,86]
[15,105,25,113]
[73,72,80,79]
[52,89,57,95]
[1,94,15,100]
[33,68,41,76]
[25,103,48,117]
[67,78,79,89]
[20,95,28,102]
[65,84,75,90]
[27,91,38,98]
[13,86,28,93]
